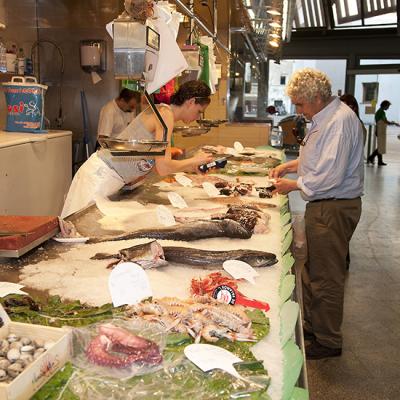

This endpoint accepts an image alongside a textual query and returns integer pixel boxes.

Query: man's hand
[269,164,287,179]
[272,178,299,195]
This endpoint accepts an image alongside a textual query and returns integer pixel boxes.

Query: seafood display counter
[0,147,308,400]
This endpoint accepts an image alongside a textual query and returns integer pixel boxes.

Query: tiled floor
[289,130,400,399]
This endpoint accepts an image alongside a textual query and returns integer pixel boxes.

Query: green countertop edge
[282,340,304,400]
[290,387,309,400]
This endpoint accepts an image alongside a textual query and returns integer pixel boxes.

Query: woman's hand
[191,150,213,173]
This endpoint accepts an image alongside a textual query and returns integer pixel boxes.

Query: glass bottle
[17,47,25,75]
[0,38,7,73]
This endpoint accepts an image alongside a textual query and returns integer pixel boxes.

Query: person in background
[339,94,365,271]
[367,100,400,166]
[269,68,364,359]
[97,88,140,140]
[61,80,213,218]
[340,94,367,145]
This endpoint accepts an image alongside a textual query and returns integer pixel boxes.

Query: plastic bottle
[0,38,7,73]
[17,48,25,75]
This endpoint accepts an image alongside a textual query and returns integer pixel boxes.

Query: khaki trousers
[302,198,362,349]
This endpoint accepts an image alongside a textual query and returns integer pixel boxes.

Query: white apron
[61,153,124,218]
[376,120,387,154]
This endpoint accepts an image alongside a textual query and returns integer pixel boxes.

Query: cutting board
[0,215,59,252]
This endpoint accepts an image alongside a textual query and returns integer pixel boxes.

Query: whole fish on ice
[91,240,277,269]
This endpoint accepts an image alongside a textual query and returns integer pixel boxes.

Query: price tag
[202,182,221,197]
[175,174,193,187]
[156,205,176,226]
[108,262,152,307]
[223,260,259,285]
[234,141,244,153]
[225,147,236,156]
[153,181,172,188]
[167,192,188,209]
[184,344,243,379]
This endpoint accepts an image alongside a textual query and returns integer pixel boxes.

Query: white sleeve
[97,105,114,138]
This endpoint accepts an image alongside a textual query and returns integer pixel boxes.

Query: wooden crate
[0,305,71,400]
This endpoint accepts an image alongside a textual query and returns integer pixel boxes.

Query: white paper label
[184,344,243,379]
[167,192,188,209]
[153,181,171,188]
[108,262,152,307]
[156,205,176,226]
[225,147,237,156]
[202,182,221,197]
[223,260,259,285]
[234,141,244,153]
[175,174,193,187]
[0,282,28,298]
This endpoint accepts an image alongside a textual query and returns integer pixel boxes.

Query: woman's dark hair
[380,100,391,108]
[170,80,211,106]
[118,88,140,103]
[340,94,360,117]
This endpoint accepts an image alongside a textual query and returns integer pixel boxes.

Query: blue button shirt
[297,97,364,201]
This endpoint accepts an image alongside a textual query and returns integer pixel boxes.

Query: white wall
[355,74,400,124]
[268,59,347,116]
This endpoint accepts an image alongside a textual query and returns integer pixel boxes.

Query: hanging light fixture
[269,32,281,39]
[269,21,281,28]
[269,39,280,48]
[267,9,281,16]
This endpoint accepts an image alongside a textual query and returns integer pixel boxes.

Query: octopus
[85,323,162,368]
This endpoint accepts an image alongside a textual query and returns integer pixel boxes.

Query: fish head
[248,255,278,268]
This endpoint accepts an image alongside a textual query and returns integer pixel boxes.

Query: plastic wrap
[68,357,270,400]
[71,319,165,380]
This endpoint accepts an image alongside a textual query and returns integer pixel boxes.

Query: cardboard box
[0,305,71,400]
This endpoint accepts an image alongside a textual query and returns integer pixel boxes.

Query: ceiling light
[269,40,279,48]
[235,72,240,76]
[269,21,281,28]
[269,32,281,38]
[267,9,281,16]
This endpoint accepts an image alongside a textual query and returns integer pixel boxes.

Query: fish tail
[91,253,120,260]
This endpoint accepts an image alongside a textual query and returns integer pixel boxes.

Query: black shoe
[303,329,316,341]
[306,340,342,360]
[367,156,375,164]
[378,162,387,166]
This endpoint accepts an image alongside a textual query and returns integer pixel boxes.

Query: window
[362,82,379,103]
[280,75,286,85]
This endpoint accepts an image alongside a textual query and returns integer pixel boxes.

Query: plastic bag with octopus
[71,318,166,380]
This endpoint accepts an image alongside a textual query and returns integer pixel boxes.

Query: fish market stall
[0,147,307,400]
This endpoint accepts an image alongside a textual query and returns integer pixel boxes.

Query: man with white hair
[270,68,364,359]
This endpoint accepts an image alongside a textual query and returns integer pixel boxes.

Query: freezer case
[0,130,72,216]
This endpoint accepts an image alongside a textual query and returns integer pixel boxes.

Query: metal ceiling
[294,0,398,29]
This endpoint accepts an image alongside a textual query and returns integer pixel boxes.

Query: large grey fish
[88,219,252,244]
[162,246,277,268]
[91,240,277,269]
[91,240,168,269]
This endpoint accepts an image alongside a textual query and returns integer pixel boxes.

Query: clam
[0,340,9,356]
[7,362,24,378]
[20,345,35,354]
[33,348,46,359]
[7,334,19,343]
[0,369,7,381]
[7,348,20,362]
[34,339,45,348]
[20,337,32,346]
[19,353,33,366]
[10,341,22,350]
[0,359,10,369]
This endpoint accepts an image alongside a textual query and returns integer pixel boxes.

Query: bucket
[2,76,48,133]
